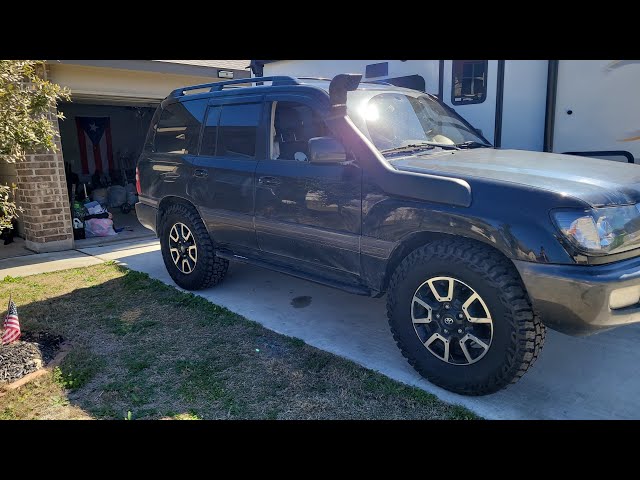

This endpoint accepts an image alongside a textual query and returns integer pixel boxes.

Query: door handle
[258,176,281,186]
[193,169,208,178]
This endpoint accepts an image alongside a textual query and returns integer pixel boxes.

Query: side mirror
[308,137,347,164]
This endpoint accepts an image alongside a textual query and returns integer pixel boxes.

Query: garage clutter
[70,183,139,239]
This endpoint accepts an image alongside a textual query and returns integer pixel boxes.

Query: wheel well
[156,196,199,233]
[380,232,517,293]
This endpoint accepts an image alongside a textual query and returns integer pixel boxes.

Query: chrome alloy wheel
[411,276,493,365]
[169,222,197,274]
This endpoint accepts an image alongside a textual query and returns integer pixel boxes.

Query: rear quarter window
[154,99,207,154]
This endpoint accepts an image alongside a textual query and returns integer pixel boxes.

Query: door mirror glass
[308,137,347,164]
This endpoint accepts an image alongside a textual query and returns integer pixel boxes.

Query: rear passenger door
[190,95,265,251]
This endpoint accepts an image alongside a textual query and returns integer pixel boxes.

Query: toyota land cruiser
[136,74,640,395]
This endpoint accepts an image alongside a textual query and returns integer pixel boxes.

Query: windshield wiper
[379,143,436,155]
[455,140,492,149]
[379,142,459,156]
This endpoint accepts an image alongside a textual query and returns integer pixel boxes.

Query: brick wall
[14,150,73,252]
[13,66,73,253]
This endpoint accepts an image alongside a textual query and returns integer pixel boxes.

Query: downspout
[543,60,559,152]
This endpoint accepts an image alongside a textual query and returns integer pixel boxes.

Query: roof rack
[169,76,301,98]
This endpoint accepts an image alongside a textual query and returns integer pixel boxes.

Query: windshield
[346,89,490,154]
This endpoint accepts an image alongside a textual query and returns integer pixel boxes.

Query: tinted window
[452,60,488,105]
[217,103,261,158]
[154,100,206,154]
[272,101,328,161]
[200,106,221,156]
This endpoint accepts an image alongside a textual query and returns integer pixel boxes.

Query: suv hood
[390,149,640,207]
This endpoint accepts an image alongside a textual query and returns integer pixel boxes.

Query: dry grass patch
[0,263,478,420]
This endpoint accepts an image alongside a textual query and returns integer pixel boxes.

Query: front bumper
[514,255,640,335]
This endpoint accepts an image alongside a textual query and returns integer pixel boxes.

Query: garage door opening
[58,99,158,247]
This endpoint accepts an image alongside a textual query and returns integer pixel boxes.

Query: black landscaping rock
[21,331,64,364]
[0,332,64,384]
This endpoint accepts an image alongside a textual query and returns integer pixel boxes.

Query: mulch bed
[0,332,64,385]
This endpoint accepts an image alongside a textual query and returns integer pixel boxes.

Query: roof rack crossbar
[169,76,301,98]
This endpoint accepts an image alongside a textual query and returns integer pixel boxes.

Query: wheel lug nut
[458,313,464,319]
[444,304,450,310]
[436,314,440,319]
[444,329,449,334]
[458,329,463,334]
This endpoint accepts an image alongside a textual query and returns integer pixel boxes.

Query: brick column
[14,65,73,253]
[14,134,73,252]
[16,65,73,253]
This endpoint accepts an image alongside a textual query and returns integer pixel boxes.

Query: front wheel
[386,239,545,396]
[160,203,228,290]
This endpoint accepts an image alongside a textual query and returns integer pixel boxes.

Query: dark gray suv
[137,74,640,395]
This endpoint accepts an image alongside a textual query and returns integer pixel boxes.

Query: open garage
[0,60,250,254]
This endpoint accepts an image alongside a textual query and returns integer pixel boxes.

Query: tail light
[136,166,141,195]
[136,167,142,195]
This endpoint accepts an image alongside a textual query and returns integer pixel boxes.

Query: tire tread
[160,203,228,290]
[386,238,545,396]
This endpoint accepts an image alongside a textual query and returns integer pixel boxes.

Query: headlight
[552,205,640,255]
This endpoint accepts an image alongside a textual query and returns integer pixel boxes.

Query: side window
[271,101,328,161]
[451,60,488,105]
[200,106,221,156]
[217,103,261,159]
[154,100,206,154]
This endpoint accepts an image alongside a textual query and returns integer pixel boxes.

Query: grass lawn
[0,263,478,420]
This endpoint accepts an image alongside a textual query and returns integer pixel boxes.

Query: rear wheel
[386,239,545,396]
[160,203,228,290]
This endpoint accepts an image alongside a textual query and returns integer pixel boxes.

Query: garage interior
[58,99,159,247]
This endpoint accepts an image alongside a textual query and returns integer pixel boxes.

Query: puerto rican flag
[76,117,114,175]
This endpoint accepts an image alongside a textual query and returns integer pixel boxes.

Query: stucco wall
[49,63,228,102]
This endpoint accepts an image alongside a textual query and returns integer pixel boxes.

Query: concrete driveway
[79,239,640,420]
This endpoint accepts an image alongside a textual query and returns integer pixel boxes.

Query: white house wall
[263,60,440,93]
[501,60,548,151]
[553,60,640,162]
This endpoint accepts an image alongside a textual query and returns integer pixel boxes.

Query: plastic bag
[108,185,127,208]
[92,188,108,205]
[85,218,117,237]
[84,200,106,215]
[126,191,138,205]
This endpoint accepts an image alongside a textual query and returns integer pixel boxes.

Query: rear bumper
[514,256,640,336]
[135,202,158,236]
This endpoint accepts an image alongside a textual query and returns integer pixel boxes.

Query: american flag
[2,299,20,345]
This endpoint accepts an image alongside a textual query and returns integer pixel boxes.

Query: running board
[215,250,373,296]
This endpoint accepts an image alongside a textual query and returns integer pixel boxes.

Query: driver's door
[254,95,362,275]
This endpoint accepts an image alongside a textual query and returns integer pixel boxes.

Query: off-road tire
[386,239,545,395]
[159,203,228,290]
